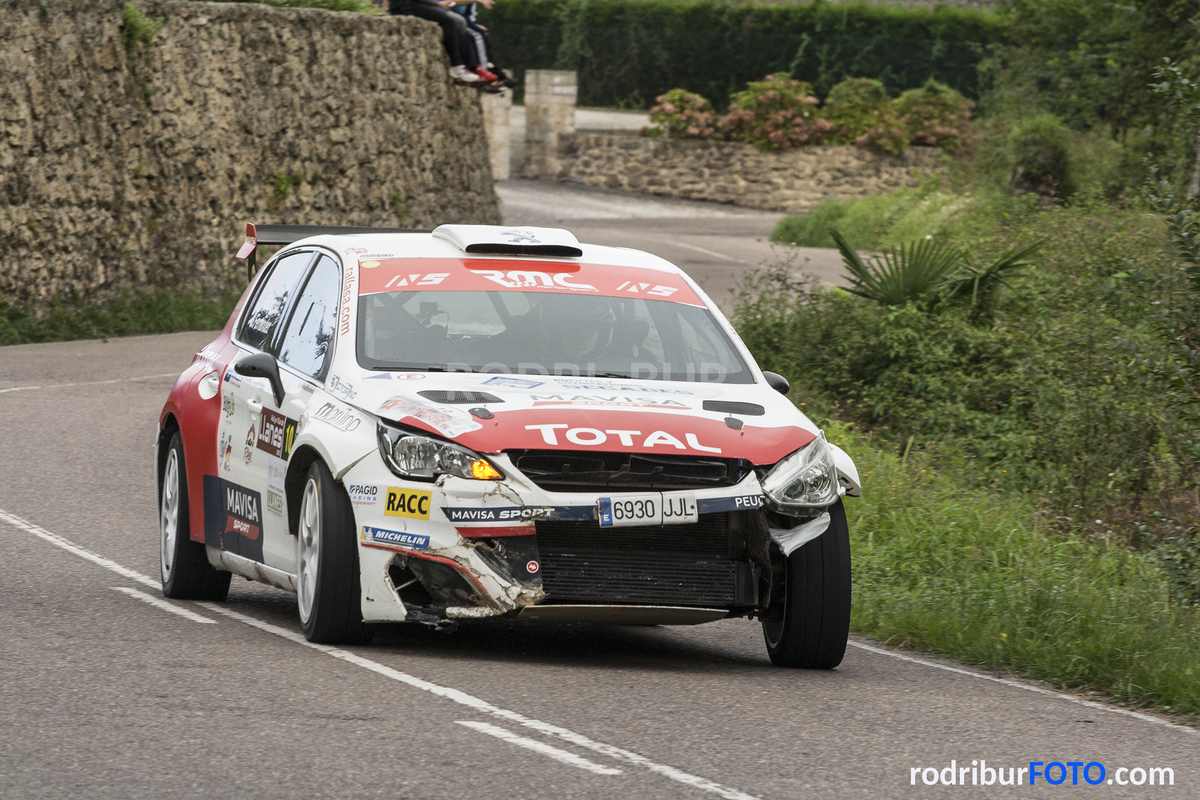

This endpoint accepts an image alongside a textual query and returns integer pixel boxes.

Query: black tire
[296,460,373,645]
[159,431,232,601]
[761,500,851,669]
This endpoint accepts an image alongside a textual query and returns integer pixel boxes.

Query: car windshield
[356,290,752,383]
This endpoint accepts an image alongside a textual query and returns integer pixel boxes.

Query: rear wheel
[296,460,373,645]
[761,500,851,669]
[160,431,231,601]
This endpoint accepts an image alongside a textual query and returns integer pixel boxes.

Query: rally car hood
[341,371,817,466]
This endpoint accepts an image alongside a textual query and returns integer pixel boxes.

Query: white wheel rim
[297,478,321,623]
[160,449,180,582]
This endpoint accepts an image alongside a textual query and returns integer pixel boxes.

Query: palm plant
[831,229,964,307]
[832,229,1040,312]
[942,242,1043,309]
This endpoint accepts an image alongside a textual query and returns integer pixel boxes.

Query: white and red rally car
[157,224,860,667]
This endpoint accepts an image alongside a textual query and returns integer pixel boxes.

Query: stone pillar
[523,70,576,179]
[480,91,511,181]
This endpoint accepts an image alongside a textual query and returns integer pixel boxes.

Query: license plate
[598,492,697,527]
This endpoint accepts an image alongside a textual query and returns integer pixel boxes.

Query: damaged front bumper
[342,451,837,626]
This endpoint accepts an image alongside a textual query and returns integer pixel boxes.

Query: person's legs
[465,22,488,70]
[395,3,465,67]
[459,30,480,70]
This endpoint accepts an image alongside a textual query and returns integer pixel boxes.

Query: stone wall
[538,132,943,212]
[0,0,499,311]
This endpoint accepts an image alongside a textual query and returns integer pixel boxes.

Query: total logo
[471,270,596,292]
[525,424,722,453]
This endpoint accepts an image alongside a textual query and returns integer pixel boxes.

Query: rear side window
[238,251,315,351]
[278,255,340,379]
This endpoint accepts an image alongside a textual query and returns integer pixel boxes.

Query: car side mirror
[235,352,285,407]
[762,371,790,395]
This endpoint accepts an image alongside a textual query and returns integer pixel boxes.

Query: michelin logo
[361,526,429,550]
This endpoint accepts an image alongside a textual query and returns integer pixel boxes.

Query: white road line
[112,587,217,624]
[0,509,160,590]
[195,602,761,800]
[0,372,179,395]
[847,640,1199,736]
[3,508,761,800]
[666,240,751,265]
[456,721,623,776]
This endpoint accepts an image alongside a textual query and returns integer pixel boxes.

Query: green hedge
[482,0,1008,109]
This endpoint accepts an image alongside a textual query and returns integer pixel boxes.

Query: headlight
[761,431,839,511]
[377,423,503,481]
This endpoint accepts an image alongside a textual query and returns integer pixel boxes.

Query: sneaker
[449,65,479,83]
[473,66,499,82]
[492,67,518,89]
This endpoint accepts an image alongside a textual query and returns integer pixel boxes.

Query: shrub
[644,89,717,139]
[823,78,890,140]
[1010,115,1077,198]
[0,289,240,345]
[772,185,967,250]
[894,79,974,150]
[719,73,831,150]
[744,193,1183,530]
[483,0,1007,109]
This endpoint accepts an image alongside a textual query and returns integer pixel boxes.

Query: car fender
[828,443,861,497]
[292,396,377,481]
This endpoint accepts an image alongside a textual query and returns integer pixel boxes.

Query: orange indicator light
[471,460,503,480]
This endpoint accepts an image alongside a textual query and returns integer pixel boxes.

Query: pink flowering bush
[643,89,718,139]
[719,73,832,150]
[640,75,972,155]
[893,79,975,150]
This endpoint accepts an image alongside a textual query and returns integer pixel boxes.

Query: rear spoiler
[235,223,430,279]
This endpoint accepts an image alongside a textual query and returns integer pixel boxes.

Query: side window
[238,251,315,351]
[278,255,340,379]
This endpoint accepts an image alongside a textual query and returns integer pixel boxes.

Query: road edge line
[847,639,1198,736]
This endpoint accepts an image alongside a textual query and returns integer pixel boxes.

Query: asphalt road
[496,179,845,315]
[2,186,1197,797]
[2,335,1197,800]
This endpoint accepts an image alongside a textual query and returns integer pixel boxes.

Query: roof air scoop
[433,225,583,258]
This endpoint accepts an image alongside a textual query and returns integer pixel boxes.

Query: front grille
[510,449,753,492]
[535,514,749,606]
[537,516,731,556]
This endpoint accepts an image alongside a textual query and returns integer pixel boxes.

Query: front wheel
[761,500,851,669]
[296,460,373,645]
[160,431,231,601]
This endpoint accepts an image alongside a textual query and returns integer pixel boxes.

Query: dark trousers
[460,19,490,71]
[389,2,465,67]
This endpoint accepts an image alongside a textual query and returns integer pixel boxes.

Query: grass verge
[835,420,1200,722]
[771,182,970,251]
[0,290,238,346]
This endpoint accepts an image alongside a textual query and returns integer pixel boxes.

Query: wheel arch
[285,444,324,537]
[156,412,181,506]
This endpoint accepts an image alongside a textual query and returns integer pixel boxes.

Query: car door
[216,249,316,567]
[256,252,342,572]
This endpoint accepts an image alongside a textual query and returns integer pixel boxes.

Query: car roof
[283,228,688,280]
